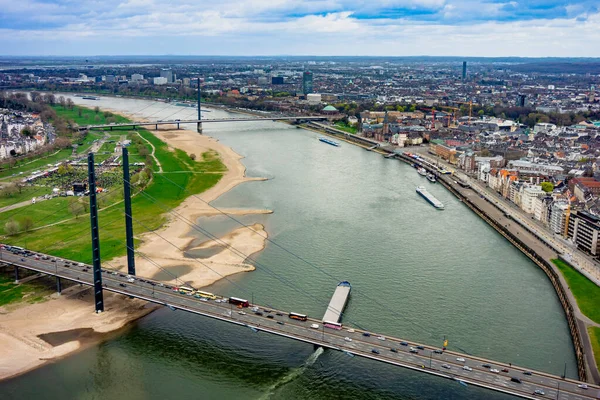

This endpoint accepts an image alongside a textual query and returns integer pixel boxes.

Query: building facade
[567,211,600,257]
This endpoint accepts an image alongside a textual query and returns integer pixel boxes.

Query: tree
[20,126,34,137]
[5,219,20,235]
[43,93,56,105]
[190,153,197,161]
[78,108,82,117]
[58,96,66,108]
[20,216,34,232]
[540,182,554,193]
[94,106,100,114]
[30,92,40,103]
[66,98,74,110]
[68,198,85,219]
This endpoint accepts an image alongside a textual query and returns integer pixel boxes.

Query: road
[1,250,598,400]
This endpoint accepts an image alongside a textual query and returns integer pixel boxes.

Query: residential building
[549,202,569,234]
[521,184,545,214]
[131,73,143,82]
[567,211,600,257]
[153,77,167,85]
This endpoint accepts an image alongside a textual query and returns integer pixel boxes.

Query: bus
[323,321,343,330]
[229,297,249,307]
[195,290,217,300]
[178,286,195,295]
[289,312,308,321]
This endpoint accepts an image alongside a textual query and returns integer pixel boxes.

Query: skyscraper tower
[302,71,313,95]
[462,61,467,81]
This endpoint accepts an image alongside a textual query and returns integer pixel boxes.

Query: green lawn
[51,105,129,126]
[0,149,73,180]
[334,121,358,134]
[588,327,600,372]
[553,259,600,324]
[1,105,226,267]
[0,186,45,209]
[0,274,51,307]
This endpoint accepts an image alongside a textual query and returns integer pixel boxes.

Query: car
[434,350,443,354]
[510,377,522,384]
[50,258,56,262]
[409,348,419,354]
[456,357,465,362]
[400,341,408,346]
[416,345,425,350]
[344,337,352,342]
[390,348,398,353]
[266,315,274,319]
[501,368,509,373]
[254,312,263,316]
[263,309,272,313]
[127,278,135,283]
[165,285,172,290]
[277,321,285,325]
[482,363,491,368]
[276,312,283,316]
[578,384,588,389]
[442,364,451,369]
[523,371,532,376]
[310,324,319,329]
[377,336,386,341]
[251,306,259,312]
[77,262,84,267]
[119,283,126,287]
[534,389,545,395]
[20,258,24,262]
[42,255,49,260]
[158,283,165,287]
[462,366,472,371]
[119,274,126,277]
[238,311,246,315]
[347,328,355,333]
[490,369,500,373]
[363,332,371,337]
[371,349,380,354]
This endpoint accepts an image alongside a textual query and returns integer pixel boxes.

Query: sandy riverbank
[0,105,272,381]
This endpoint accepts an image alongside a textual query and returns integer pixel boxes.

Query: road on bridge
[1,250,598,400]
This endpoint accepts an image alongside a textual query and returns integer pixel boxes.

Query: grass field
[50,105,129,126]
[1,105,226,267]
[0,274,51,307]
[553,259,600,324]
[0,149,73,180]
[588,327,600,372]
[334,121,358,134]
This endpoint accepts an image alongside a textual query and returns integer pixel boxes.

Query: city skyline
[1,0,600,57]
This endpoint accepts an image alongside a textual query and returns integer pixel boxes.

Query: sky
[1,0,599,57]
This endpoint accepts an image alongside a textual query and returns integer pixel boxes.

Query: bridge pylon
[197,122,203,134]
[122,148,136,276]
[87,153,104,313]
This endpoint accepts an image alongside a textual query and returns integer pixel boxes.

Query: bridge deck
[1,250,597,400]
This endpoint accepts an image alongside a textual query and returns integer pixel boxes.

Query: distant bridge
[79,116,329,132]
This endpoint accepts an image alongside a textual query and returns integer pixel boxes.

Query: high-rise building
[160,69,173,83]
[516,94,527,107]
[462,62,467,81]
[302,71,313,95]
[271,76,284,85]
[131,73,143,82]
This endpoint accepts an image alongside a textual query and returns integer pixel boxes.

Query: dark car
[266,315,274,319]
[482,363,491,368]
[502,368,509,373]
[371,349,380,354]
[277,321,285,325]
[510,377,522,384]
[255,312,263,316]
[390,348,398,353]
[523,371,532,376]
[263,309,272,313]
[400,341,408,346]
[416,345,425,350]
[165,285,172,290]
[434,350,443,354]
[119,274,126,277]
[363,332,371,337]
[276,313,283,316]
[119,283,126,287]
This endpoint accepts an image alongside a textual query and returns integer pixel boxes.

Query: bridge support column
[155,124,158,130]
[14,266,19,283]
[177,123,180,130]
[87,153,104,313]
[56,276,62,294]
[197,122,202,134]
[122,148,136,276]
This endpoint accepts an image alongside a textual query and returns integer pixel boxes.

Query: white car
[127,278,134,283]
[78,263,84,267]
[347,328,355,333]
[377,336,386,341]
[251,307,259,312]
[490,369,500,373]
[344,337,352,342]
[577,384,588,390]
[310,324,319,329]
[238,311,246,315]
[534,389,545,395]
[456,357,465,362]
[462,366,472,371]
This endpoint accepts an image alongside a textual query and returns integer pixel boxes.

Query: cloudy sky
[1,0,599,56]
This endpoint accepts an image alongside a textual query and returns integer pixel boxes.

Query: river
[0,96,578,399]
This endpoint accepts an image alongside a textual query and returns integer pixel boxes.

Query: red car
[502,368,509,373]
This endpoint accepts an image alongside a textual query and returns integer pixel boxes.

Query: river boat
[426,173,437,183]
[82,96,99,100]
[417,167,427,176]
[416,186,444,209]
[319,137,340,147]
